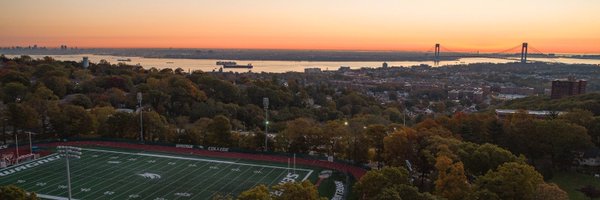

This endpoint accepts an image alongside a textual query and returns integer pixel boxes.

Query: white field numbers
[271,173,300,196]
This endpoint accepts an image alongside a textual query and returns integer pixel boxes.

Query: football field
[0,147,315,200]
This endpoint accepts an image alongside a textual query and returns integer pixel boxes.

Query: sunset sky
[1,0,600,53]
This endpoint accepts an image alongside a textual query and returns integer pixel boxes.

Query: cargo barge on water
[216,61,253,69]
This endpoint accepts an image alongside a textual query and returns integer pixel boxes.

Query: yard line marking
[42,150,141,196]
[188,160,239,198]
[18,157,99,195]
[174,158,235,198]
[15,152,112,200]
[249,167,277,188]
[81,155,166,199]
[84,148,314,198]
[210,164,255,198]
[217,167,264,195]
[114,159,197,199]
[2,147,317,200]
[266,169,289,187]
[81,155,174,199]
[72,149,190,199]
[302,169,314,181]
[41,151,137,192]
[16,151,115,191]
[82,148,313,172]
[70,152,147,197]
[141,157,215,199]
[1,154,73,190]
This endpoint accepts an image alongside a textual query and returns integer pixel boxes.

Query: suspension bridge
[427,42,550,63]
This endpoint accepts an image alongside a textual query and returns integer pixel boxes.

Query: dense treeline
[502,93,600,115]
[1,55,598,199]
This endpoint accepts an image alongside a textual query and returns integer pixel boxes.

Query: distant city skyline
[1,0,599,53]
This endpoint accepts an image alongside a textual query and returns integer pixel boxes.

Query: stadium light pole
[263,97,269,152]
[58,146,82,200]
[2,118,6,144]
[14,97,21,163]
[137,92,144,143]
[28,132,32,155]
[14,132,19,164]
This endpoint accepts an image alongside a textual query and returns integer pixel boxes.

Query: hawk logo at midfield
[138,173,161,179]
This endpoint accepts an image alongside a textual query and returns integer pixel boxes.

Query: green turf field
[0,147,316,200]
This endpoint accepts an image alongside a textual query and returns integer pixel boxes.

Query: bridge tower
[520,42,528,63]
[434,43,440,61]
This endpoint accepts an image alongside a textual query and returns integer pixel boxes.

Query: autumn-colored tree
[558,109,595,128]
[0,185,39,200]
[3,82,29,103]
[211,193,234,200]
[354,167,411,199]
[237,184,272,200]
[414,118,444,131]
[271,181,325,200]
[100,112,136,138]
[533,183,568,200]
[434,155,470,200]
[504,115,592,169]
[26,84,59,136]
[383,127,418,167]
[205,115,232,146]
[279,118,323,153]
[7,103,40,139]
[374,184,440,200]
[474,162,543,200]
[140,110,172,142]
[354,167,438,200]
[322,120,349,157]
[459,143,523,176]
[366,124,388,163]
[41,75,70,98]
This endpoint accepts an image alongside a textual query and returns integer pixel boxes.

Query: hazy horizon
[2,0,600,53]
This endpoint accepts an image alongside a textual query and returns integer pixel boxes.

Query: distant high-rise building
[82,57,89,68]
[382,62,388,68]
[551,77,586,99]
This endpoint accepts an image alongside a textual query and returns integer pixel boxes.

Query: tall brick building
[551,77,587,99]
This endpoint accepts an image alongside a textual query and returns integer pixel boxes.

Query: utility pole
[57,146,82,200]
[263,97,269,152]
[2,118,6,144]
[137,92,143,143]
[14,132,18,164]
[28,132,32,155]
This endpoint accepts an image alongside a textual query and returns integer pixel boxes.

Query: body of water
[4,54,600,73]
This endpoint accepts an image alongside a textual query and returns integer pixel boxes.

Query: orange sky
[1,0,600,53]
